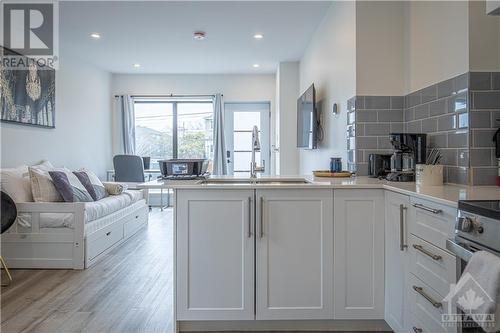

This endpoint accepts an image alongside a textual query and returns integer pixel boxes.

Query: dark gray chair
[113,155,145,182]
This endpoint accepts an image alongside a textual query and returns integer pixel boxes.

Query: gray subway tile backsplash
[472,91,500,109]
[469,111,491,128]
[448,131,468,148]
[437,79,454,99]
[364,96,391,109]
[346,72,499,184]
[356,110,377,122]
[364,123,391,136]
[470,148,492,167]
[429,99,447,116]
[493,73,500,90]
[472,129,496,148]
[421,85,437,103]
[472,167,498,186]
[437,114,456,131]
[470,72,492,90]
[414,104,430,120]
[421,118,438,133]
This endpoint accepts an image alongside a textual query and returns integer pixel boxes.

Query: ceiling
[59,1,331,74]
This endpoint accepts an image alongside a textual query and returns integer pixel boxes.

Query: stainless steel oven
[446,201,500,333]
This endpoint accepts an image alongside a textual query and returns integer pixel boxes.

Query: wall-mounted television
[297,84,318,149]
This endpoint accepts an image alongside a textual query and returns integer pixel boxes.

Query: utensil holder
[415,164,443,186]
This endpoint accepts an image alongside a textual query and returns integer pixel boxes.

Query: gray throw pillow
[49,171,94,202]
[73,170,106,201]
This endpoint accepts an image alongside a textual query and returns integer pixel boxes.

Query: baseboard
[178,319,391,331]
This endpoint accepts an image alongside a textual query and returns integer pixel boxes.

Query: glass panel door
[225,102,270,177]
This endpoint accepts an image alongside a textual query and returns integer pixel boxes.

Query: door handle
[413,244,442,261]
[400,204,407,251]
[412,203,442,214]
[413,327,423,333]
[413,285,442,308]
[260,196,264,238]
[248,197,252,238]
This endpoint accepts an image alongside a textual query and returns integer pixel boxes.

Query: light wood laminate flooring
[1,209,174,333]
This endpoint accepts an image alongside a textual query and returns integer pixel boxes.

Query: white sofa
[1,165,149,269]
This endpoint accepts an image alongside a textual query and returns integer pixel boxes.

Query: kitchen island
[139,176,500,332]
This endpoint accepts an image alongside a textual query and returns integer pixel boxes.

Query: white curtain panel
[115,95,136,155]
[212,93,227,175]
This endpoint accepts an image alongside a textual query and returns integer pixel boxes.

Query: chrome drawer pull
[400,204,407,251]
[413,327,423,333]
[412,203,442,214]
[413,244,442,261]
[260,197,264,238]
[413,285,442,308]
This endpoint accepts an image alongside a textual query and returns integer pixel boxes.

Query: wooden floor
[1,208,174,333]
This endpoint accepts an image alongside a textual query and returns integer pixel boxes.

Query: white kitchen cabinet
[176,189,255,320]
[255,189,334,320]
[384,191,410,333]
[333,189,385,319]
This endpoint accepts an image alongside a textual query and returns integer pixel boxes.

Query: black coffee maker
[386,133,426,182]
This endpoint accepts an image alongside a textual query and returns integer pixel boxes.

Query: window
[134,99,213,165]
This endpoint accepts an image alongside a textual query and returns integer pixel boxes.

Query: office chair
[113,155,145,182]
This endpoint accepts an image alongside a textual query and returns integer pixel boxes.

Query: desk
[106,169,161,182]
[106,169,170,209]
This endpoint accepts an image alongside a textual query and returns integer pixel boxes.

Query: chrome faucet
[250,125,265,178]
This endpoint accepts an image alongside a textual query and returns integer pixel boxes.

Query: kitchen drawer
[408,197,457,250]
[407,273,456,333]
[408,313,456,333]
[123,205,148,238]
[409,234,456,297]
[86,222,124,261]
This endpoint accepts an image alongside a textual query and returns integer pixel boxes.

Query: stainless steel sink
[198,178,311,185]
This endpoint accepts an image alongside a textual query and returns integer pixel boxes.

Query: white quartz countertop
[138,175,500,207]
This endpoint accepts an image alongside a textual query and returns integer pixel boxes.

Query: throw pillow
[102,182,127,195]
[0,165,33,202]
[73,169,106,201]
[49,171,94,202]
[29,161,63,202]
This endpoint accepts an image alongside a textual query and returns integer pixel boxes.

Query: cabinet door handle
[412,203,442,214]
[413,285,442,308]
[260,196,264,238]
[413,244,442,261]
[248,197,252,238]
[106,231,111,236]
[413,327,423,333]
[400,204,408,251]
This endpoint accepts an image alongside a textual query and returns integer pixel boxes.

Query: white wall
[356,1,406,96]
[1,53,112,179]
[111,73,276,172]
[404,1,469,93]
[298,2,356,174]
[469,0,500,71]
[276,62,300,175]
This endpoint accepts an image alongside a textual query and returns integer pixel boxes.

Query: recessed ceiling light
[253,64,260,68]
[133,63,141,68]
[193,31,206,40]
[253,33,264,39]
[90,33,101,39]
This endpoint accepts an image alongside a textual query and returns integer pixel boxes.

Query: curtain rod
[114,94,221,98]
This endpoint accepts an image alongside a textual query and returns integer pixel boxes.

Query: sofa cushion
[0,165,33,202]
[49,170,94,202]
[29,161,63,202]
[73,169,106,201]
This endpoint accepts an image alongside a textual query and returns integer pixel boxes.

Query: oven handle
[446,239,473,262]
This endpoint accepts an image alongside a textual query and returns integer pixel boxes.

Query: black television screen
[297,84,317,149]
